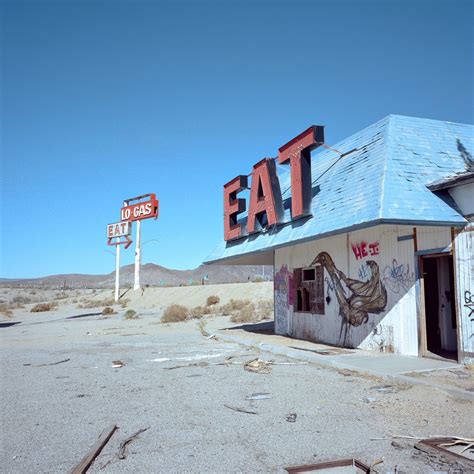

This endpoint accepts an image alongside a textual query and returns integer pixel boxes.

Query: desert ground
[0,283,473,473]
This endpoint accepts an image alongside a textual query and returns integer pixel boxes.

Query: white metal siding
[454,223,474,364]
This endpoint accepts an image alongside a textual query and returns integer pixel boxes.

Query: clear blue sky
[1,0,473,278]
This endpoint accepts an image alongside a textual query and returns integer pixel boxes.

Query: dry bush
[161,304,189,323]
[102,306,115,315]
[77,298,115,309]
[54,292,69,300]
[0,303,13,318]
[30,290,37,295]
[229,302,257,323]
[31,302,57,313]
[257,300,273,320]
[13,295,34,304]
[189,305,211,319]
[206,295,220,306]
[124,309,138,320]
[119,298,130,309]
[220,299,251,316]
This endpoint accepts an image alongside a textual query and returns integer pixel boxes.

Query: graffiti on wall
[465,290,474,321]
[351,241,379,260]
[312,253,387,329]
[311,252,387,343]
[274,265,292,334]
[382,259,415,294]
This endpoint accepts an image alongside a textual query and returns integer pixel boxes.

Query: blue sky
[1,0,473,278]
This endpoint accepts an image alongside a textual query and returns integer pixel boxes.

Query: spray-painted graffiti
[311,252,387,343]
[358,263,369,280]
[274,265,292,334]
[351,241,379,260]
[465,290,474,320]
[383,259,415,294]
[324,276,334,304]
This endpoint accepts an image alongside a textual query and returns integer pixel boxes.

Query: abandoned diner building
[206,115,474,364]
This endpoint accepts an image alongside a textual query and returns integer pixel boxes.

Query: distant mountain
[0,263,273,288]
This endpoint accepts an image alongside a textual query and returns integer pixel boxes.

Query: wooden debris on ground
[24,358,70,367]
[111,360,125,368]
[71,424,117,474]
[224,404,258,415]
[118,427,149,460]
[244,358,273,374]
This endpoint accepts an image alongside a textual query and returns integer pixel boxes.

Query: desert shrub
[13,295,34,304]
[220,299,251,316]
[253,276,264,283]
[77,298,115,309]
[257,300,273,320]
[31,302,57,313]
[120,298,130,309]
[229,302,257,323]
[124,309,138,320]
[0,303,13,318]
[190,305,211,319]
[54,292,69,300]
[161,304,188,323]
[30,290,37,295]
[206,295,220,306]
[102,306,114,315]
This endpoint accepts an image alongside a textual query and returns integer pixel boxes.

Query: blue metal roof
[206,115,473,264]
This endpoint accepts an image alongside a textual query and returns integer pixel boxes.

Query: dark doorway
[422,255,457,361]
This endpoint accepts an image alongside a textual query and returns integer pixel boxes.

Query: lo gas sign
[120,193,159,222]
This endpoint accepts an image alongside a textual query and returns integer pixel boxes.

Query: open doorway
[422,254,457,361]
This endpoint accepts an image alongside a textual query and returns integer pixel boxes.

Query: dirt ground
[0,285,473,473]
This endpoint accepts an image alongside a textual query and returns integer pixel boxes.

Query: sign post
[115,244,120,302]
[120,193,159,292]
[134,220,141,290]
[106,221,133,302]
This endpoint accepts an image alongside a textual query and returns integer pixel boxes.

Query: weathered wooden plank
[71,424,117,474]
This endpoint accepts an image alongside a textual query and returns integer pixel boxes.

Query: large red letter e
[223,175,248,241]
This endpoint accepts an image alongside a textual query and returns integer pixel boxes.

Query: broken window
[293,266,324,314]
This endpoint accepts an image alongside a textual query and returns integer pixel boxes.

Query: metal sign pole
[134,220,141,290]
[115,244,120,302]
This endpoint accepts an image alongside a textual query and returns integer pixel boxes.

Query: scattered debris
[118,427,149,460]
[224,404,258,415]
[363,396,376,403]
[244,358,272,374]
[415,437,474,471]
[391,440,405,450]
[289,345,353,356]
[337,368,359,377]
[23,358,70,367]
[112,360,125,368]
[285,413,297,423]
[71,424,117,474]
[164,361,209,370]
[245,393,271,400]
[285,458,370,473]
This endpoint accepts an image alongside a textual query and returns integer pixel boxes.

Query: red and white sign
[107,221,132,239]
[120,193,159,222]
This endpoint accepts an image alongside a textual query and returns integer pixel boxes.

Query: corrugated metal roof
[205,115,473,264]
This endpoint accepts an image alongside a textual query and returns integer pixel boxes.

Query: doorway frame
[416,246,460,362]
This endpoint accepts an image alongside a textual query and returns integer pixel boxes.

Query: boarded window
[293,266,324,314]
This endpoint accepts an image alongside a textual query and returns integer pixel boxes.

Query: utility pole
[134,220,141,290]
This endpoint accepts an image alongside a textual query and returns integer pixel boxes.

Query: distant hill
[0,263,273,288]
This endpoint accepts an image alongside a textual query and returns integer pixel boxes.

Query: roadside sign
[120,193,159,222]
[107,221,132,239]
